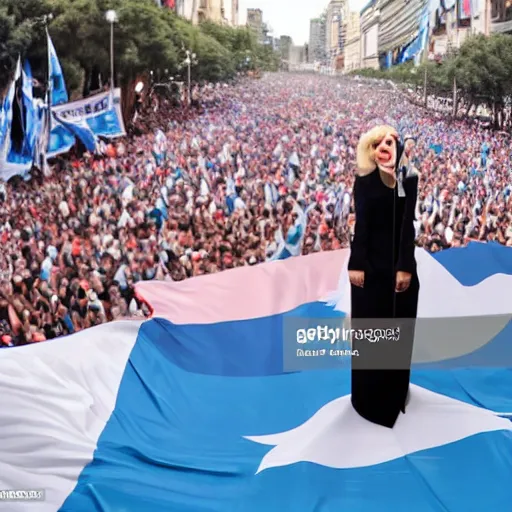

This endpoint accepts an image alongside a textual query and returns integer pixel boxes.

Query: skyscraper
[247,8,265,43]
[309,17,327,63]
[325,0,347,63]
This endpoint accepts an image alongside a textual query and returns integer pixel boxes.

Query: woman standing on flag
[348,126,420,428]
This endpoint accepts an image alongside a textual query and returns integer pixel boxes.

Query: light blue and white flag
[21,60,38,158]
[34,100,51,175]
[47,32,68,106]
[0,57,21,177]
[52,111,97,153]
[1,244,512,511]
[269,201,316,260]
[264,182,279,206]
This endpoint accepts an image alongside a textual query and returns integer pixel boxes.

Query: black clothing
[348,169,420,428]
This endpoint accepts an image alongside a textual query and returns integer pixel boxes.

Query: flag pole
[43,16,53,173]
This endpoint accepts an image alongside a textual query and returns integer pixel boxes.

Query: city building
[378,0,428,68]
[175,0,192,21]
[223,0,240,26]
[309,16,327,63]
[326,0,347,65]
[279,36,293,62]
[197,0,223,23]
[430,0,490,59]
[344,11,362,72]
[360,0,380,69]
[289,45,307,66]
[175,0,222,24]
[491,0,511,33]
[247,8,265,43]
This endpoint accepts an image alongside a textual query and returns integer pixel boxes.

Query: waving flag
[34,100,51,175]
[1,243,512,511]
[0,57,21,178]
[52,111,97,153]
[21,60,38,158]
[47,32,68,106]
[269,201,316,260]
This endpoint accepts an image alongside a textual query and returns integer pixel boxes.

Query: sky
[238,0,368,46]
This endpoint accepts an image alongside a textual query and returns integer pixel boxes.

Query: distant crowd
[0,74,510,346]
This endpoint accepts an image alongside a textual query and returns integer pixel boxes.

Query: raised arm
[397,175,419,274]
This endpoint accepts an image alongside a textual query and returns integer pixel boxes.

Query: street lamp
[106,10,118,89]
[184,50,197,105]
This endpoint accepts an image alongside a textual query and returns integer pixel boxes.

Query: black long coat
[348,168,420,428]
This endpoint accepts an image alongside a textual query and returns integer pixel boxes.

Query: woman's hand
[395,271,412,292]
[349,270,365,288]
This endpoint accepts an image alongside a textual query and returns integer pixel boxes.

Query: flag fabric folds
[0,243,512,511]
[1,38,124,179]
[0,58,21,177]
[21,60,38,158]
[52,111,97,153]
[47,32,68,106]
[268,201,316,260]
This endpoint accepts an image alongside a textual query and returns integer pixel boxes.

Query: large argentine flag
[1,243,512,511]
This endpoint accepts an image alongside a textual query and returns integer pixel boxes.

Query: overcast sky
[238,0,368,46]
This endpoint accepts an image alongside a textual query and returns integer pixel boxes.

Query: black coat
[348,168,420,428]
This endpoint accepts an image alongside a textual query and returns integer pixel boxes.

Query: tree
[0,0,52,92]
[0,0,279,109]
[450,34,512,128]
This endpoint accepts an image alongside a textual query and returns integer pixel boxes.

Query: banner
[48,88,125,157]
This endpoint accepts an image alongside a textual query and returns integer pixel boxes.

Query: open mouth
[376,148,392,162]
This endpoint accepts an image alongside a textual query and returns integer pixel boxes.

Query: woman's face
[374,132,398,175]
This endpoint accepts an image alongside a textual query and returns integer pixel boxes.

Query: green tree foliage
[0,0,279,97]
[199,20,279,73]
[0,0,52,90]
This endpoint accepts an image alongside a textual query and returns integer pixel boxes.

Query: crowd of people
[0,74,510,346]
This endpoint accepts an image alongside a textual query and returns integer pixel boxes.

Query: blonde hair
[356,125,398,176]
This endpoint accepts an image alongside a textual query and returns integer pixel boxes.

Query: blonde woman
[348,126,420,429]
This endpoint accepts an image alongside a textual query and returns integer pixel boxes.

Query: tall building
[360,0,380,69]
[247,8,265,42]
[175,0,229,24]
[326,0,347,64]
[279,35,293,62]
[176,0,193,21]
[430,0,490,59]
[222,0,240,25]
[198,0,223,23]
[491,0,511,33]
[309,17,327,63]
[289,45,307,67]
[378,0,428,68]
[344,11,361,71]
